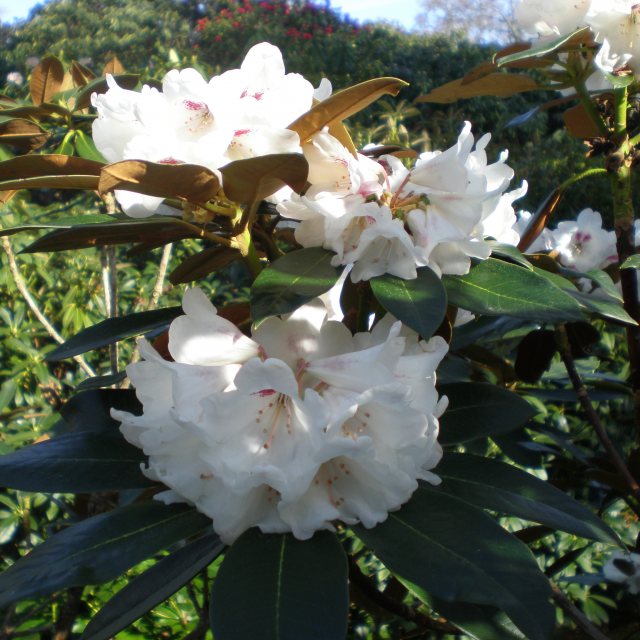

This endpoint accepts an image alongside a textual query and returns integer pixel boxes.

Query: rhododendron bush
[2,3,640,637]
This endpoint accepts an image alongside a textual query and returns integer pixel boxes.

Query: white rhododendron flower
[279,122,521,281]
[587,0,640,71]
[478,182,528,246]
[551,208,617,271]
[515,0,590,38]
[512,210,555,253]
[92,43,317,217]
[112,288,448,543]
[603,552,640,594]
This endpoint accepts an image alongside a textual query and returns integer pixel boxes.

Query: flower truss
[92,42,324,217]
[277,124,525,281]
[113,288,448,544]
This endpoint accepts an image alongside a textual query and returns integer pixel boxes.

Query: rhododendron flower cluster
[92,42,524,281]
[92,42,323,217]
[507,207,618,273]
[113,288,448,544]
[277,123,525,280]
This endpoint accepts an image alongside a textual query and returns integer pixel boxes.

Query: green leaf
[355,485,554,640]
[21,217,195,253]
[47,306,182,361]
[437,453,620,544]
[59,389,141,434]
[0,431,154,492]
[444,258,584,322]
[621,255,640,270]
[438,382,536,445]
[210,529,348,640]
[251,248,342,323]
[569,289,637,326]
[0,502,211,607]
[585,269,623,301]
[0,214,114,237]
[532,266,636,325]
[370,266,446,338]
[169,246,241,285]
[495,27,591,66]
[75,130,107,163]
[76,372,127,391]
[487,242,532,270]
[82,532,223,640]
[399,580,525,640]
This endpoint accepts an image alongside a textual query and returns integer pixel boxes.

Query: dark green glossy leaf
[82,532,223,640]
[21,217,194,253]
[487,242,532,269]
[251,248,341,323]
[444,258,583,322]
[438,382,536,445]
[492,427,545,468]
[370,266,446,338]
[585,269,623,301]
[437,453,619,544]
[399,580,525,640]
[169,246,240,284]
[0,502,211,607]
[451,316,530,350]
[210,529,348,640]
[355,485,554,640]
[76,372,127,391]
[0,214,114,236]
[47,306,182,361]
[0,431,153,492]
[569,289,637,326]
[59,389,141,434]
[515,329,556,383]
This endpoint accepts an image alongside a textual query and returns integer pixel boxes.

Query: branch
[555,324,640,510]
[348,557,460,635]
[148,243,173,311]
[1,235,95,378]
[100,246,118,375]
[551,583,611,640]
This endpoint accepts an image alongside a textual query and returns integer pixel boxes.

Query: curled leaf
[30,56,65,106]
[70,60,96,88]
[288,77,408,143]
[103,56,125,76]
[99,160,221,202]
[0,118,49,151]
[416,73,540,104]
[220,153,308,203]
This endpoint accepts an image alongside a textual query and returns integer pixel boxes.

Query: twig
[100,246,118,374]
[148,243,173,311]
[1,624,54,638]
[348,557,460,635]
[551,582,611,640]
[1,236,95,377]
[555,324,640,509]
